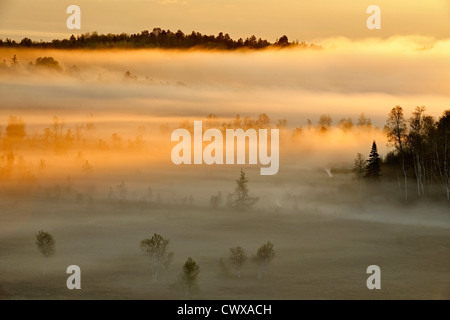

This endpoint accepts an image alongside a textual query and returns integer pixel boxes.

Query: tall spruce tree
[365,141,381,179]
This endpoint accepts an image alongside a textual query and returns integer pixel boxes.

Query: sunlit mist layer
[1,36,450,127]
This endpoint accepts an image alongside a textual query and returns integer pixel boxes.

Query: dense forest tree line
[355,107,449,201]
[382,106,450,200]
[0,28,319,50]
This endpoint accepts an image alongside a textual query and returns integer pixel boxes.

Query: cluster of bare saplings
[35,230,275,298]
[33,170,272,298]
[0,107,448,201]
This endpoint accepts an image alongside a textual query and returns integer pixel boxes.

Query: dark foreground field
[0,190,448,300]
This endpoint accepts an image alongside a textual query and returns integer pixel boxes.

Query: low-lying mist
[0,39,448,209]
[0,40,449,300]
[1,36,449,125]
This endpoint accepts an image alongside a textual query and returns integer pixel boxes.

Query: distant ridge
[0,28,320,50]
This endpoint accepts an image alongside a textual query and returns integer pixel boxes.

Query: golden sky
[0,0,450,42]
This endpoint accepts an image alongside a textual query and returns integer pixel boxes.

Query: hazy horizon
[1,0,450,42]
[1,36,449,128]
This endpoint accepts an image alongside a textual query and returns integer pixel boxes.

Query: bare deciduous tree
[178,257,200,298]
[210,192,223,209]
[140,233,173,282]
[253,241,275,280]
[408,106,427,197]
[386,106,409,200]
[318,114,332,134]
[35,230,55,276]
[357,113,372,127]
[229,246,247,278]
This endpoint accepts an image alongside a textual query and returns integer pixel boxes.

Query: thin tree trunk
[404,171,408,201]
[359,179,362,202]
[257,265,265,280]
[414,157,421,196]
[396,168,401,195]
[416,154,425,196]
[402,157,408,201]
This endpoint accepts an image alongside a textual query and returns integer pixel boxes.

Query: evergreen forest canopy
[0,28,320,50]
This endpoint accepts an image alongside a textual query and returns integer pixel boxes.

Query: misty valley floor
[0,45,449,300]
[0,195,449,300]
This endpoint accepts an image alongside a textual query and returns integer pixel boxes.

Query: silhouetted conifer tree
[365,141,381,179]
